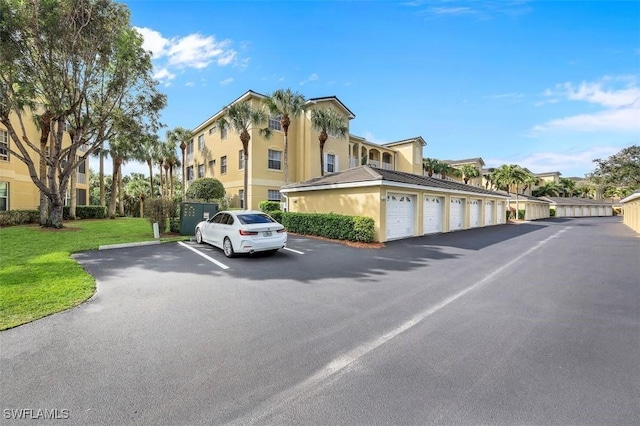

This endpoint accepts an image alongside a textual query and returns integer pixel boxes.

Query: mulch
[288,232,385,249]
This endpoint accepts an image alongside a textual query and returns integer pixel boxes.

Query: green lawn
[0,218,187,330]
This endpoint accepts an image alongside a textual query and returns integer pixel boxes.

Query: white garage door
[590,206,598,216]
[598,206,605,216]
[450,198,465,231]
[565,206,573,216]
[484,201,494,226]
[469,200,481,228]
[423,196,444,234]
[573,206,581,217]
[605,206,612,216]
[556,206,564,217]
[386,193,415,240]
[583,206,590,216]
[497,201,504,224]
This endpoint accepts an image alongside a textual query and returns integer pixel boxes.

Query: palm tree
[521,173,538,195]
[216,101,270,209]
[309,108,348,176]
[167,127,193,200]
[532,181,561,197]
[263,89,306,185]
[423,158,441,177]
[490,164,530,219]
[458,164,480,185]
[560,178,576,198]
[483,167,496,190]
[164,137,179,199]
[436,162,457,180]
[137,134,160,198]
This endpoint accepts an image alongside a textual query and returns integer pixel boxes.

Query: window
[238,190,244,209]
[77,157,86,174]
[268,115,282,131]
[0,129,8,161]
[208,127,217,135]
[198,134,205,151]
[221,156,227,174]
[325,153,337,174]
[268,149,282,170]
[0,182,8,211]
[220,126,227,140]
[186,166,194,182]
[198,164,205,178]
[268,190,281,202]
[239,150,245,170]
[186,140,194,162]
[76,188,87,206]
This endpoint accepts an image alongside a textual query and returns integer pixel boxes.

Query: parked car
[195,210,287,257]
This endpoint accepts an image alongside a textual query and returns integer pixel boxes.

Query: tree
[263,89,306,184]
[483,167,496,190]
[591,145,640,189]
[457,164,480,185]
[0,0,166,227]
[216,101,270,209]
[309,108,348,176]
[533,181,561,197]
[423,158,441,177]
[436,162,458,180]
[560,178,576,197]
[185,178,225,202]
[490,164,531,218]
[166,127,193,200]
[136,134,161,198]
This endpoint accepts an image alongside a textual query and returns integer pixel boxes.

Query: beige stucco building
[620,191,640,233]
[281,166,509,242]
[0,111,89,211]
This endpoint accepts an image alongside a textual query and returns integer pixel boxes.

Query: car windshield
[236,213,276,225]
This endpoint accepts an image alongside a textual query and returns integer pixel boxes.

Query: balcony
[77,172,87,184]
[349,157,358,168]
[367,160,394,171]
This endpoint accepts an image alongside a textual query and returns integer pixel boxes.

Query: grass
[0,218,188,330]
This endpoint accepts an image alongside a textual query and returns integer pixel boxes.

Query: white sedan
[195,210,287,257]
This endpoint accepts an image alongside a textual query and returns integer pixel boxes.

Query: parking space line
[283,247,304,255]
[178,241,230,270]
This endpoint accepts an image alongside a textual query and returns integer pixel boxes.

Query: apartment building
[188,90,425,210]
[0,111,89,211]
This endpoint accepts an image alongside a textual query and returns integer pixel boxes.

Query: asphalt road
[1,217,638,425]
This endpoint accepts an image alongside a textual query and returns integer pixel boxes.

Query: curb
[98,240,161,251]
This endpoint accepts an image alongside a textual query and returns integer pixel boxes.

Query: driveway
[1,217,638,425]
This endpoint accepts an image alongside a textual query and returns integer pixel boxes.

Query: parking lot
[1,217,638,425]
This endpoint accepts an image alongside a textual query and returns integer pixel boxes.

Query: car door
[206,213,225,246]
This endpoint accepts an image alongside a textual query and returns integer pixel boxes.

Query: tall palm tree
[216,101,270,209]
[137,133,160,198]
[532,181,561,197]
[483,167,496,190]
[458,164,480,185]
[490,164,530,219]
[309,108,348,176]
[166,127,193,200]
[521,173,538,195]
[436,162,457,180]
[164,137,179,199]
[423,158,441,177]
[560,178,576,198]
[263,89,306,184]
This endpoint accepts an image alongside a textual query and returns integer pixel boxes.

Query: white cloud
[219,77,234,86]
[185,81,194,87]
[299,73,319,85]
[486,146,621,177]
[532,76,640,134]
[362,131,388,144]
[134,27,240,84]
[484,92,524,100]
[408,1,532,19]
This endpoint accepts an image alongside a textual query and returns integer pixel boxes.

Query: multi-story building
[188,90,425,209]
[0,111,89,211]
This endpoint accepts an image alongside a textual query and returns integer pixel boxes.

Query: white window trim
[268,149,282,171]
[324,152,339,174]
[0,181,8,211]
[0,129,9,161]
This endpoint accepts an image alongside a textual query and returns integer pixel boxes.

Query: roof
[382,136,427,147]
[306,96,356,119]
[441,157,485,167]
[620,190,640,204]
[534,171,562,177]
[539,196,614,206]
[281,166,509,198]
[503,192,550,204]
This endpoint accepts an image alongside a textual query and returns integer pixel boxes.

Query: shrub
[518,209,525,220]
[269,210,283,223]
[144,197,179,233]
[63,206,107,220]
[0,210,40,227]
[259,200,281,212]
[279,212,374,242]
[186,178,225,202]
[549,208,556,217]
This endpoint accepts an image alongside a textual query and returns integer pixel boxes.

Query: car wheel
[195,228,203,244]
[223,237,235,258]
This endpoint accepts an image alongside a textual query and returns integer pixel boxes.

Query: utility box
[180,202,219,236]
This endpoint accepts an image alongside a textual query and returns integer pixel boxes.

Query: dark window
[237,213,276,225]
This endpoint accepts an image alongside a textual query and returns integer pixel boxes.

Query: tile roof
[441,157,485,166]
[282,166,508,198]
[539,196,614,206]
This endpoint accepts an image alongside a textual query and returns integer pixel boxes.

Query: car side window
[212,213,225,224]
[225,215,235,225]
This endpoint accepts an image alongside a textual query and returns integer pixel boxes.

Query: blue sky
[109,0,640,179]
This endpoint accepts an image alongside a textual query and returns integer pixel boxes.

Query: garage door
[598,206,605,216]
[484,201,494,225]
[583,206,590,216]
[386,193,415,240]
[573,207,581,217]
[469,200,481,228]
[497,201,504,224]
[423,196,444,234]
[556,206,564,217]
[450,198,465,231]
[565,206,573,216]
[590,206,598,216]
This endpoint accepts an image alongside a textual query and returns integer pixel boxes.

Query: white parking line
[178,241,230,270]
[283,247,304,255]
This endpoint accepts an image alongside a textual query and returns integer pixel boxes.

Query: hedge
[63,205,107,219]
[0,210,40,227]
[276,212,374,243]
[258,200,281,212]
